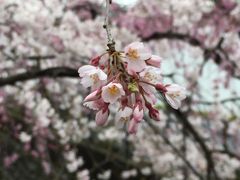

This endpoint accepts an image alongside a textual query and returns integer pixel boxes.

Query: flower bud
[155,84,167,93]
[95,108,109,126]
[90,56,101,66]
[128,119,138,134]
[133,104,144,122]
[146,55,162,68]
[145,102,160,121]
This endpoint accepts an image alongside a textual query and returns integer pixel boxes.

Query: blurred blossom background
[0,0,240,179]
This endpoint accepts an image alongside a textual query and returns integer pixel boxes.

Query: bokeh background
[0,0,240,179]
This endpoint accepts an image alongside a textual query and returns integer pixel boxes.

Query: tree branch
[103,0,115,50]
[194,97,240,105]
[143,32,240,80]
[0,67,78,87]
[147,121,204,180]
[142,32,202,47]
[168,108,220,180]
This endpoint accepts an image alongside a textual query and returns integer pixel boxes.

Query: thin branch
[143,32,240,80]
[25,55,56,60]
[212,149,240,161]
[167,107,220,180]
[142,32,202,47]
[103,0,115,51]
[147,121,204,180]
[195,97,240,105]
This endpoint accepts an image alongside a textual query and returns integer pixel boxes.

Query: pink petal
[83,90,99,102]
[95,109,109,126]
[165,95,181,109]
[127,60,146,72]
[133,106,143,122]
[128,119,138,134]
[78,65,95,76]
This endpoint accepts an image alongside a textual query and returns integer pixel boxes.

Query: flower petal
[127,60,146,72]
[97,70,107,80]
[78,65,95,77]
[165,94,181,109]
[80,76,93,88]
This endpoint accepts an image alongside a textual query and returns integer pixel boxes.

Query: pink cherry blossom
[101,83,125,104]
[78,65,107,89]
[115,107,133,129]
[124,42,151,72]
[164,84,187,109]
[78,41,186,134]
[139,66,162,84]
[83,99,106,111]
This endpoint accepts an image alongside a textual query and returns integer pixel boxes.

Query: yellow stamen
[170,92,180,98]
[108,85,119,95]
[144,72,156,82]
[120,117,129,122]
[127,48,139,60]
[90,74,99,83]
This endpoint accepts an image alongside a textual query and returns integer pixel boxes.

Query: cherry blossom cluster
[78,42,186,134]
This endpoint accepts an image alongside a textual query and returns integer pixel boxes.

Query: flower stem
[104,0,115,51]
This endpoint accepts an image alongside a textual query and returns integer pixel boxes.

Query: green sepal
[128,82,139,92]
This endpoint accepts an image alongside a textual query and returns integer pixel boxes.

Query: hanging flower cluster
[78,42,186,134]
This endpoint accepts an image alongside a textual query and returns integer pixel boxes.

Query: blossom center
[90,74,99,83]
[144,72,157,82]
[120,117,129,123]
[169,91,180,98]
[127,48,139,60]
[108,85,120,95]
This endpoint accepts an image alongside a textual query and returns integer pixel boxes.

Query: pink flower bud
[128,119,138,134]
[145,102,160,121]
[146,55,162,68]
[132,101,144,122]
[155,83,167,93]
[95,108,109,126]
[83,90,99,102]
[90,56,101,66]
[164,84,186,109]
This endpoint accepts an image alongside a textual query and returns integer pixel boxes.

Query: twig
[147,121,204,180]
[195,97,240,105]
[103,0,115,51]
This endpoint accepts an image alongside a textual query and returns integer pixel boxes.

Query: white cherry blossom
[124,42,151,72]
[101,83,125,104]
[78,65,107,89]
[165,84,187,109]
[115,107,133,129]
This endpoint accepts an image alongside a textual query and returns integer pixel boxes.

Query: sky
[114,0,138,6]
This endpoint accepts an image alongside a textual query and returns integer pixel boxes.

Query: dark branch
[142,32,202,47]
[194,97,240,105]
[212,149,240,161]
[168,108,220,180]
[0,67,78,87]
[142,32,240,81]
[147,121,204,180]
[0,66,173,87]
